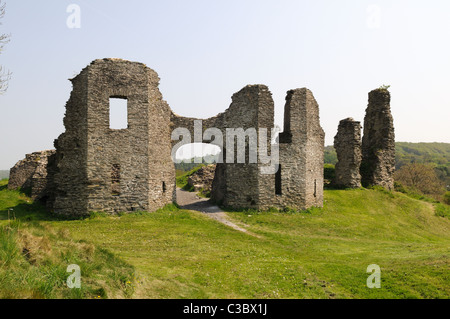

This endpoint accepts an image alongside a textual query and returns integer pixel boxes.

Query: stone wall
[8,153,39,191]
[272,89,325,209]
[8,150,56,201]
[333,118,362,188]
[171,84,274,209]
[171,86,325,211]
[48,66,89,216]
[361,88,395,190]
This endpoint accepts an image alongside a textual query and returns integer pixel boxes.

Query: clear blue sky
[1,0,449,169]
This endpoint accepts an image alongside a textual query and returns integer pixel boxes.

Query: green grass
[435,203,450,219]
[1,179,449,299]
[0,180,135,299]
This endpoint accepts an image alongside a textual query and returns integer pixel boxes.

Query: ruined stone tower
[49,59,175,216]
[275,89,325,209]
[333,118,362,188]
[360,88,395,190]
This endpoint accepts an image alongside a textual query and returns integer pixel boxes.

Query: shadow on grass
[0,195,86,222]
[1,180,95,222]
[0,201,61,222]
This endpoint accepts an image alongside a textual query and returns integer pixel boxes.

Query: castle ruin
[8,59,397,216]
[8,58,325,217]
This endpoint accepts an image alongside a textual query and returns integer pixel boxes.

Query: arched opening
[173,143,224,204]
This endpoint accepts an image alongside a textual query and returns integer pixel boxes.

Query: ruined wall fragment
[361,88,395,190]
[333,118,362,188]
[274,88,325,209]
[8,150,56,200]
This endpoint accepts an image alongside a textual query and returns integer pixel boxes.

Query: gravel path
[176,188,249,233]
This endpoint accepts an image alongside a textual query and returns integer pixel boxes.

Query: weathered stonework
[274,89,325,209]
[361,88,395,190]
[13,58,326,216]
[172,86,325,211]
[333,118,362,188]
[8,150,56,200]
[172,84,276,209]
[49,59,175,216]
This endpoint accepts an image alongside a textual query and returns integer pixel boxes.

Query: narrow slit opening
[112,164,121,196]
[275,165,282,195]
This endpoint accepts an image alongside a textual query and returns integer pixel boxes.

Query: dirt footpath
[176,188,250,234]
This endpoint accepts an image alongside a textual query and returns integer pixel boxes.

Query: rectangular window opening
[275,164,282,195]
[109,97,128,129]
[111,164,121,196]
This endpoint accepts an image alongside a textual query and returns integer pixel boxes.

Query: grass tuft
[435,203,450,219]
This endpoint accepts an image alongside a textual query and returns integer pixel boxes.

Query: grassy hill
[1,179,449,299]
[0,181,135,299]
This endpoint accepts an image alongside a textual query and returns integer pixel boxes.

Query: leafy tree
[394,163,445,198]
[0,0,11,94]
[324,146,337,165]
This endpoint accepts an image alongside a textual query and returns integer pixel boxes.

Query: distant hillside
[395,142,450,169]
[325,142,450,167]
[325,142,450,188]
[0,170,9,180]
[180,143,450,170]
[396,142,450,188]
[175,155,219,172]
[324,146,338,165]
